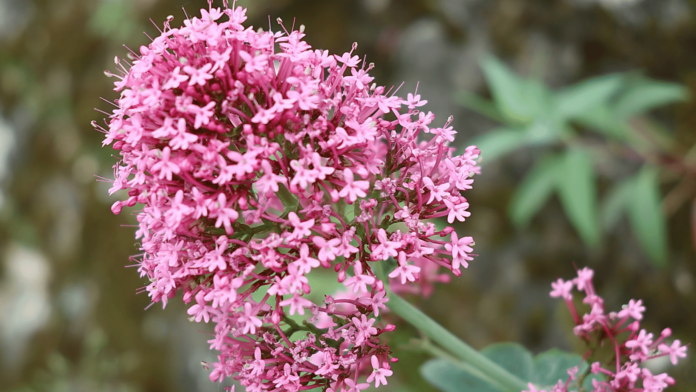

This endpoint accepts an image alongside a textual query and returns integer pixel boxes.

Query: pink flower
[100,3,480,388]
[371,229,400,261]
[626,329,654,357]
[658,340,688,365]
[313,236,341,263]
[238,303,262,334]
[279,293,313,316]
[549,267,687,392]
[184,63,213,86]
[352,314,377,346]
[339,168,369,203]
[550,278,574,300]
[366,355,393,387]
[574,267,594,292]
[445,232,474,270]
[618,299,646,321]
[343,378,370,392]
[388,251,421,284]
[443,196,471,223]
[344,262,376,293]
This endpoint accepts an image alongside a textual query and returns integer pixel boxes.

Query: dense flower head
[530,268,688,392]
[98,2,479,391]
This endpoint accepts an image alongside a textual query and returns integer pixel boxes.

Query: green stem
[376,263,527,392]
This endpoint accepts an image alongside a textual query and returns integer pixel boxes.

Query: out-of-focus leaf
[523,80,555,121]
[532,349,583,387]
[557,148,600,247]
[627,166,668,266]
[470,128,528,164]
[601,179,634,231]
[556,74,623,119]
[481,343,534,382]
[510,155,562,227]
[420,359,501,392]
[615,80,689,118]
[524,118,566,144]
[480,57,539,124]
[456,92,509,124]
[575,106,628,140]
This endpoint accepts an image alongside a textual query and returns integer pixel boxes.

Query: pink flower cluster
[527,268,687,392]
[98,2,479,391]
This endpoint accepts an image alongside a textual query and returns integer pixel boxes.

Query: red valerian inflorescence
[98,1,479,391]
[529,268,688,392]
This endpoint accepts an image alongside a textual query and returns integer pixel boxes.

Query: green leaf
[556,148,600,247]
[627,166,668,266]
[469,128,528,164]
[509,155,562,227]
[480,57,543,124]
[523,119,566,144]
[601,179,634,231]
[420,359,501,392]
[575,105,629,140]
[482,343,534,382]
[532,349,583,387]
[615,79,689,118]
[456,92,509,124]
[556,74,623,119]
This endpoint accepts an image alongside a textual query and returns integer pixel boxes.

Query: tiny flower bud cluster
[528,268,688,392]
[98,2,479,391]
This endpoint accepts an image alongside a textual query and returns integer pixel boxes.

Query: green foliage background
[0,0,695,391]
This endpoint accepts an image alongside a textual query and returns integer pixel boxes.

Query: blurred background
[1,0,695,391]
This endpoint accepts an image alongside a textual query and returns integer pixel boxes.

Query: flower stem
[377,263,527,392]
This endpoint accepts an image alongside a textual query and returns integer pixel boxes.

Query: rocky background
[0,0,694,391]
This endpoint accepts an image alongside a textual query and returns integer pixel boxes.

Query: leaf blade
[556,74,624,119]
[479,56,535,124]
[481,343,534,382]
[420,359,502,392]
[469,128,528,164]
[556,148,600,247]
[456,92,510,124]
[509,154,562,227]
[615,79,689,118]
[601,179,634,231]
[532,348,583,387]
[627,166,668,266]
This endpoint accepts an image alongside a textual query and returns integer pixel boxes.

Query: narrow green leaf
[480,56,536,124]
[575,105,629,140]
[556,148,600,247]
[556,74,623,119]
[532,349,583,387]
[456,92,510,124]
[522,80,555,122]
[601,179,634,231]
[509,155,562,227]
[615,79,689,118]
[481,343,534,382]
[469,128,528,164]
[627,166,668,266]
[523,119,566,145]
[420,359,501,392]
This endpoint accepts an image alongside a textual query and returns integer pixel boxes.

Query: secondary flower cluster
[98,2,478,391]
[526,268,687,392]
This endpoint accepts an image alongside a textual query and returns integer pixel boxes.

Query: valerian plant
[97,2,687,391]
